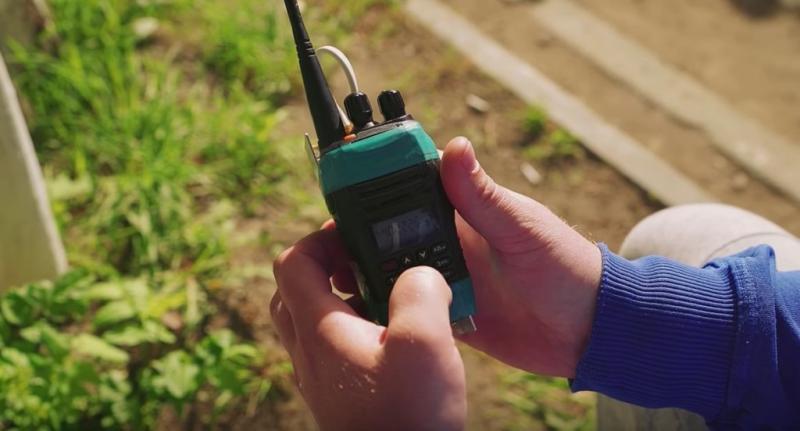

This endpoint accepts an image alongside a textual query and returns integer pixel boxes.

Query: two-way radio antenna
[283,0,345,150]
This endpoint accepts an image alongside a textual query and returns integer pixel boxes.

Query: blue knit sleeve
[570,244,800,429]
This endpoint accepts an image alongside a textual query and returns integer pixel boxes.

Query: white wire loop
[316,45,359,93]
[316,45,360,134]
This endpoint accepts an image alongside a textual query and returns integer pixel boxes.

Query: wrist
[572,242,603,372]
[561,239,603,377]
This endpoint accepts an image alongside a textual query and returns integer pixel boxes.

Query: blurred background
[0,0,797,429]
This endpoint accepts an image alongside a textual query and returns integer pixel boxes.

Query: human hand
[441,137,603,378]
[270,227,466,431]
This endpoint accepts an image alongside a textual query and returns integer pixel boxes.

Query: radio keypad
[400,254,415,267]
[440,268,455,280]
[433,256,451,270]
[381,241,461,286]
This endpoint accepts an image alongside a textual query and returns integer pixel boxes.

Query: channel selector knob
[378,89,407,121]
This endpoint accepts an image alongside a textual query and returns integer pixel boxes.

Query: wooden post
[0,51,67,291]
[0,0,50,57]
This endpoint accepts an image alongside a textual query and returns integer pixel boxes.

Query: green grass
[0,272,268,429]
[520,106,585,163]
[501,371,596,431]
[3,0,385,428]
[200,0,295,103]
[522,105,548,139]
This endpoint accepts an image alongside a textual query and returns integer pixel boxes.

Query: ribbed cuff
[571,244,736,419]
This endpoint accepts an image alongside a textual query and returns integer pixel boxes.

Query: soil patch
[443,0,800,235]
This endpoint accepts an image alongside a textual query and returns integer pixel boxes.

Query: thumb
[386,267,453,343]
[441,137,542,247]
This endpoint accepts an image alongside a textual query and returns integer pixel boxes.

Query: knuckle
[272,247,298,283]
[269,292,281,318]
[313,314,341,341]
[272,249,289,279]
[388,324,449,357]
[476,173,501,207]
[320,218,336,230]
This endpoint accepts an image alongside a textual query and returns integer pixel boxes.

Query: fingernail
[459,138,480,174]
[404,265,442,280]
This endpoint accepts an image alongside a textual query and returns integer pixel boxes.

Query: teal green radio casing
[317,120,476,326]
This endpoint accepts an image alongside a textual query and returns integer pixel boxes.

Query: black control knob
[378,90,407,121]
[344,92,375,129]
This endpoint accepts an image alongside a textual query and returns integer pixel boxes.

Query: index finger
[273,228,359,328]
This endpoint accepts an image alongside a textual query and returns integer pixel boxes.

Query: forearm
[571,244,800,428]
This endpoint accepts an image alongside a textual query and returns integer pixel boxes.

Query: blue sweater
[571,245,800,429]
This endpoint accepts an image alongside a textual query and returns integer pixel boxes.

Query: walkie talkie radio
[283,0,476,333]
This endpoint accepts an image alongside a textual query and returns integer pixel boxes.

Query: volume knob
[344,92,375,129]
[378,90,407,122]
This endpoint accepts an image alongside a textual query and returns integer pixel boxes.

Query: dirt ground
[577,0,800,142]
[444,0,800,236]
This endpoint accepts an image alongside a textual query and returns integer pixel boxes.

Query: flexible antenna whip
[284,0,345,150]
